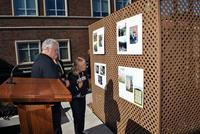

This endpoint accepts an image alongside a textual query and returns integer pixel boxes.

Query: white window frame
[56,39,71,62]
[11,0,39,16]
[15,40,41,64]
[43,0,68,16]
[91,0,111,17]
[114,0,131,11]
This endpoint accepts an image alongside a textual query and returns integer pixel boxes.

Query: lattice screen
[89,0,200,133]
[160,0,200,133]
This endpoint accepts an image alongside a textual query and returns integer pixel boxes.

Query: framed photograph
[117,13,143,55]
[94,63,106,89]
[118,66,144,108]
[93,27,105,54]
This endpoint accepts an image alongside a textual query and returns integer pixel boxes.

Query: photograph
[118,68,125,83]
[93,33,97,42]
[100,65,105,75]
[118,23,127,52]
[94,43,98,52]
[96,65,99,74]
[118,66,144,107]
[117,13,143,55]
[98,75,103,85]
[130,25,138,44]
[126,75,133,93]
[93,27,105,54]
[95,63,106,89]
[98,34,103,47]
[134,88,143,106]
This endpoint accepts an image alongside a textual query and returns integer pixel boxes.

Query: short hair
[42,38,59,50]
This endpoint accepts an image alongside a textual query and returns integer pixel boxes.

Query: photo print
[96,65,99,74]
[98,75,103,85]
[117,20,127,52]
[126,75,133,93]
[118,66,144,108]
[93,27,105,54]
[129,25,138,44]
[117,13,143,55]
[118,67,125,83]
[94,63,107,89]
[100,66,105,75]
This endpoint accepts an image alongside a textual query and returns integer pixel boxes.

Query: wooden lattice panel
[89,0,199,133]
[160,0,200,133]
[89,0,161,133]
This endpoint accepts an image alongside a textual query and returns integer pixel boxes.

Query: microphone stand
[6,64,20,84]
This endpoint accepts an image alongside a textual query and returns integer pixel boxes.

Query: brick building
[0,0,132,82]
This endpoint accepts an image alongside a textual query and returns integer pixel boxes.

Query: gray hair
[42,38,59,50]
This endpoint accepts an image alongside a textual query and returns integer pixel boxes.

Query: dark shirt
[68,71,89,98]
[31,53,61,113]
[31,53,60,78]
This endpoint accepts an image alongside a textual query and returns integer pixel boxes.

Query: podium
[0,77,72,134]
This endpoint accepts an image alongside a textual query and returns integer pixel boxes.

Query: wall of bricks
[0,28,89,65]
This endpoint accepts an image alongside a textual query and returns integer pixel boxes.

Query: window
[13,0,38,16]
[177,0,189,14]
[115,0,131,11]
[92,0,110,17]
[15,41,40,64]
[57,40,71,61]
[192,1,200,16]
[45,0,67,16]
[160,0,174,16]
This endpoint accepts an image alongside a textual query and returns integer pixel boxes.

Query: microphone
[6,64,20,84]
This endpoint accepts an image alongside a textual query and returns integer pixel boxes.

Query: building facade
[0,0,133,82]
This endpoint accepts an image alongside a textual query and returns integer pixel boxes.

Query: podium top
[0,77,72,103]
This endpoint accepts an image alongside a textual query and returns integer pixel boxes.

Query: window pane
[57,0,65,9]
[59,41,68,47]
[102,12,108,16]
[102,0,108,12]
[46,10,56,15]
[193,1,200,16]
[46,0,55,9]
[27,10,36,15]
[18,43,28,49]
[116,0,129,10]
[46,0,56,15]
[15,10,26,15]
[29,42,39,48]
[18,50,29,63]
[30,50,39,62]
[93,0,100,11]
[57,11,65,15]
[26,0,35,8]
[14,0,25,15]
[14,0,25,8]
[93,0,101,16]
[60,48,68,60]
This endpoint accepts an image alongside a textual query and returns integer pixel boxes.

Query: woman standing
[68,57,89,134]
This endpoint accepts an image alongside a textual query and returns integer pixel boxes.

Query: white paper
[93,27,105,54]
[94,63,106,89]
[118,66,144,108]
[117,13,143,55]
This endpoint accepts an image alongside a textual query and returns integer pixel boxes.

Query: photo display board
[118,66,144,108]
[94,63,106,89]
[117,13,143,55]
[93,27,105,54]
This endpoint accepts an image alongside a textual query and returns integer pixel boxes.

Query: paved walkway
[0,93,113,134]
[61,93,113,134]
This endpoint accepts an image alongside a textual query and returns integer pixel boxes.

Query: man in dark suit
[31,38,62,134]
